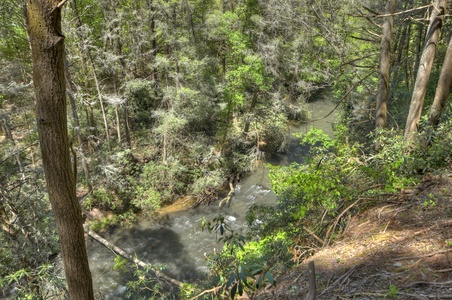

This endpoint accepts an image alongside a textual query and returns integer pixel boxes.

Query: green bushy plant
[200,215,275,299]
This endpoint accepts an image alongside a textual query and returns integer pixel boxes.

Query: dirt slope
[260,173,452,299]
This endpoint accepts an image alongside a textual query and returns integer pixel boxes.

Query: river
[87,97,338,299]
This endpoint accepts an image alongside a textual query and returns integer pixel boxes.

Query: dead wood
[86,229,184,287]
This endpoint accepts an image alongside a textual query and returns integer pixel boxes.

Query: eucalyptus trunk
[375,0,395,150]
[427,34,452,128]
[405,0,446,140]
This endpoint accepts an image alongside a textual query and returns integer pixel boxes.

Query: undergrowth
[206,122,452,297]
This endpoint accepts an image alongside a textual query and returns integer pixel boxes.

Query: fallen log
[219,182,235,208]
[86,228,184,287]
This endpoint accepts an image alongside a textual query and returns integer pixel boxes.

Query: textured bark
[26,1,94,299]
[405,0,446,140]
[375,0,395,138]
[427,34,452,128]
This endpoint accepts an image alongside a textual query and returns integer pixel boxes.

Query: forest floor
[258,171,452,300]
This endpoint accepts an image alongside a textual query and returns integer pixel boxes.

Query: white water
[87,97,338,298]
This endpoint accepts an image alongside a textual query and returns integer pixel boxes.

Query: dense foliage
[2,0,452,298]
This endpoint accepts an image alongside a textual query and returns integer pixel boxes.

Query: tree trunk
[25,1,94,299]
[375,0,395,150]
[243,92,258,135]
[427,34,452,128]
[65,55,92,190]
[405,0,446,140]
[0,113,25,178]
[72,0,111,148]
[147,0,160,111]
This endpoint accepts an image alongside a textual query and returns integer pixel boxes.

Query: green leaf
[266,271,275,286]
[238,280,244,296]
[225,274,237,289]
[251,268,262,275]
[256,274,263,288]
[231,283,237,299]
[238,272,247,283]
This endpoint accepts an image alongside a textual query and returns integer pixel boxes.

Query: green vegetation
[2,0,452,298]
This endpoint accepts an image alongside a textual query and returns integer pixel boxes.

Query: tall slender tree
[375,0,396,143]
[25,0,94,299]
[404,0,446,140]
[427,33,452,128]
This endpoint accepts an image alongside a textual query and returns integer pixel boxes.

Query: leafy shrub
[132,186,162,213]
[201,215,275,299]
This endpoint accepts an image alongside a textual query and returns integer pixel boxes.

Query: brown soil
[259,173,452,299]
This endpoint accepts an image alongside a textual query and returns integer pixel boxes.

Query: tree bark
[405,0,446,140]
[25,1,94,299]
[427,34,452,128]
[375,0,395,150]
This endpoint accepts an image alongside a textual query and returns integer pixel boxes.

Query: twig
[319,266,357,296]
[189,286,221,300]
[394,249,452,261]
[57,0,69,8]
[325,198,365,246]
[414,219,452,235]
[309,71,376,123]
[303,226,325,247]
[338,292,386,298]
[403,280,452,288]
[340,292,452,299]
[353,4,432,18]
[433,268,452,273]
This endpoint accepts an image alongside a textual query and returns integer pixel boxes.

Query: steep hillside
[261,172,452,299]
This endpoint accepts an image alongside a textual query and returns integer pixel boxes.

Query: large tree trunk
[427,34,452,128]
[404,0,446,140]
[375,0,395,150]
[25,1,94,299]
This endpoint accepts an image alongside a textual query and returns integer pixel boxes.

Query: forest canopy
[1,0,452,299]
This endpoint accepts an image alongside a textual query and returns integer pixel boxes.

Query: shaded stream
[87,97,338,298]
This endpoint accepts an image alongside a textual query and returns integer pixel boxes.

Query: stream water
[87,97,338,299]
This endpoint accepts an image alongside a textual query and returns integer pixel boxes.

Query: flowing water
[87,97,338,299]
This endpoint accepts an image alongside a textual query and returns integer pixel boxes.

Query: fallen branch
[325,198,367,246]
[394,249,452,261]
[189,286,222,300]
[86,229,184,287]
[433,268,452,273]
[402,280,452,288]
[303,226,325,247]
[319,265,357,296]
[414,219,452,236]
[219,182,235,208]
[338,292,442,299]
